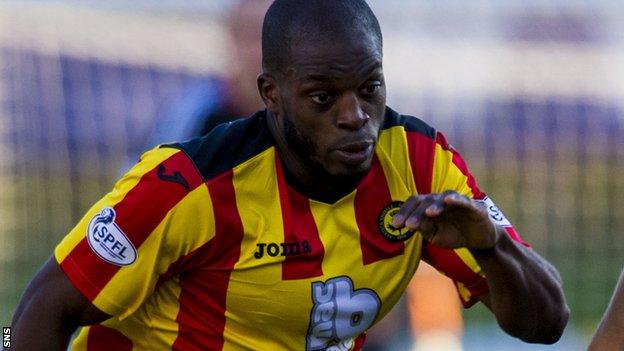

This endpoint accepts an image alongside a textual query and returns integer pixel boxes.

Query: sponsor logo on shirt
[377,201,415,242]
[157,164,189,191]
[306,276,381,351]
[254,240,312,259]
[86,207,137,266]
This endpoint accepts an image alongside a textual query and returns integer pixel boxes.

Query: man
[10,1,569,350]
[589,268,624,350]
[146,0,466,348]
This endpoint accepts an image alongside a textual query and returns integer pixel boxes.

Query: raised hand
[391,191,499,249]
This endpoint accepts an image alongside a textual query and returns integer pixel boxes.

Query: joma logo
[254,240,312,259]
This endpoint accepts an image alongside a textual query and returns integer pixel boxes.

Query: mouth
[334,140,374,166]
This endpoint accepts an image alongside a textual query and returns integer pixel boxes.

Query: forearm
[12,289,77,351]
[471,228,569,344]
[589,269,624,351]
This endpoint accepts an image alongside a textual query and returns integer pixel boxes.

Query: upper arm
[12,256,111,328]
[52,146,211,319]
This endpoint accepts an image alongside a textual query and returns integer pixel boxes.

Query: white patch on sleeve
[475,196,512,227]
[86,207,137,266]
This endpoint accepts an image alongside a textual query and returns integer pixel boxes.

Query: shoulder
[161,110,274,182]
[382,106,437,140]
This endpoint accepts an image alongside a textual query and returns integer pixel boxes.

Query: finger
[415,217,437,239]
[442,192,473,209]
[424,202,443,217]
[404,195,442,230]
[392,195,425,228]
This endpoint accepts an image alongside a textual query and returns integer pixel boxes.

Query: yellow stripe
[454,248,485,277]
[70,326,90,351]
[106,278,183,349]
[223,147,294,350]
[456,282,472,303]
[147,278,183,348]
[376,126,417,198]
[54,147,181,263]
[93,183,215,319]
[430,144,474,197]
[431,144,488,297]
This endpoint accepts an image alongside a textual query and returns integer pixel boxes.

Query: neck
[265,110,362,203]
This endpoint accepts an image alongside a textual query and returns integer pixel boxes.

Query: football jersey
[55,107,524,351]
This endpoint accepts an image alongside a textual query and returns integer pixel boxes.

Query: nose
[335,92,369,130]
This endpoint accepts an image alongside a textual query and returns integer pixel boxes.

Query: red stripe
[275,156,324,280]
[406,131,436,194]
[436,132,485,199]
[355,155,404,265]
[61,151,204,300]
[422,242,487,305]
[353,333,367,351]
[504,226,528,246]
[87,324,132,351]
[173,170,244,351]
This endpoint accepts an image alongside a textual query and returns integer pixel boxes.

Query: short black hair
[261,0,382,76]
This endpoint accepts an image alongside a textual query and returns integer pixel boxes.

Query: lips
[334,140,374,165]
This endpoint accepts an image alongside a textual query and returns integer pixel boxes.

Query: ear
[257,73,280,115]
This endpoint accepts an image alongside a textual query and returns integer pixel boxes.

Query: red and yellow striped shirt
[55,107,524,350]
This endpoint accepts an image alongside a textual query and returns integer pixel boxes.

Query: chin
[329,159,373,180]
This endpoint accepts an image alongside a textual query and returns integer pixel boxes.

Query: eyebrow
[299,65,383,83]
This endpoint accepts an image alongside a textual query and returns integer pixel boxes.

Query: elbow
[503,303,570,344]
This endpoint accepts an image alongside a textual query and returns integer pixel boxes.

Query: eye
[363,82,381,95]
[309,92,336,105]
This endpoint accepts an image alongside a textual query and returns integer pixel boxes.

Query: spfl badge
[377,201,415,242]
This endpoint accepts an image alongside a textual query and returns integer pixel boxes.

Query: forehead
[285,36,383,81]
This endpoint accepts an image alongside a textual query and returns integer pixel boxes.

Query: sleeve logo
[377,201,415,242]
[475,196,512,227]
[306,276,381,351]
[86,207,137,266]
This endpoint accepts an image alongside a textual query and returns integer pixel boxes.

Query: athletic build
[11,1,569,350]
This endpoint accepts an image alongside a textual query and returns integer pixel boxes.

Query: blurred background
[1,1,623,350]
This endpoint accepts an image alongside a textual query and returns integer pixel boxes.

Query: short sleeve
[420,131,528,307]
[54,146,212,319]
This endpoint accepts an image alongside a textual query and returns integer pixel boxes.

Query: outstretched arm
[589,268,624,350]
[393,191,569,344]
[11,256,111,351]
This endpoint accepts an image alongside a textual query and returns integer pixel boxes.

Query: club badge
[377,201,415,242]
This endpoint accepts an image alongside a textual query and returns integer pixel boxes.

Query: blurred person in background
[9,2,567,349]
[149,1,465,350]
[588,267,624,350]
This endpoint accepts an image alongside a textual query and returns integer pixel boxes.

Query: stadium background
[0,0,623,350]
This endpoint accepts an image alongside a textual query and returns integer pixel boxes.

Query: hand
[391,191,499,249]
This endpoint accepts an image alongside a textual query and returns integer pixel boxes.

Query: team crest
[377,201,415,242]
[86,207,137,266]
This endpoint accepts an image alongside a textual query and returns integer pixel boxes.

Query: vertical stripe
[60,150,204,301]
[55,147,180,263]
[422,242,487,302]
[406,131,436,195]
[355,155,404,265]
[87,325,132,351]
[275,156,324,280]
[436,132,484,199]
[173,170,244,351]
[504,226,526,245]
[353,334,367,351]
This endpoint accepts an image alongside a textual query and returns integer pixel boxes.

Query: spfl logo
[87,207,137,266]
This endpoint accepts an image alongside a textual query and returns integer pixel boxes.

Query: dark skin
[589,268,624,350]
[258,33,569,343]
[11,29,568,350]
